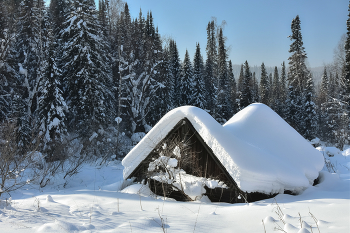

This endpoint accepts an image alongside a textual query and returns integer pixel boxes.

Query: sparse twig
[193,203,201,233]
[309,208,320,233]
[273,198,285,225]
[153,207,167,233]
[262,219,266,233]
[298,212,302,228]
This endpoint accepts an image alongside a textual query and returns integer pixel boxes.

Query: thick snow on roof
[122,103,324,194]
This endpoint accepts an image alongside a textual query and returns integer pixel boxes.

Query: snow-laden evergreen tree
[49,0,67,37]
[147,41,171,125]
[216,27,230,123]
[180,50,194,106]
[237,64,244,94]
[280,62,287,104]
[204,20,217,113]
[286,15,313,136]
[343,2,350,109]
[37,32,67,160]
[287,15,309,93]
[98,0,110,38]
[240,61,253,109]
[271,66,282,114]
[60,0,114,138]
[0,4,18,122]
[318,67,329,105]
[285,83,302,132]
[268,73,273,105]
[169,40,182,108]
[259,62,269,105]
[192,42,205,109]
[15,0,47,115]
[118,8,162,134]
[328,72,339,98]
[301,75,318,140]
[251,72,259,103]
[228,60,238,114]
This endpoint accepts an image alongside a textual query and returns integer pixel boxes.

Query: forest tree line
[0,0,350,162]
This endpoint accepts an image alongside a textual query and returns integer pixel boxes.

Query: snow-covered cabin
[122,104,324,203]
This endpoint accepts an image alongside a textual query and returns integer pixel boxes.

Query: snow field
[0,154,349,233]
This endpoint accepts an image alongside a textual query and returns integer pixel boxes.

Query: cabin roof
[122,103,324,194]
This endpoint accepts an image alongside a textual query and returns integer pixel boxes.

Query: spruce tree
[251,72,259,103]
[216,28,230,123]
[301,75,318,140]
[271,66,282,114]
[259,63,269,105]
[286,15,312,136]
[237,64,244,94]
[240,61,252,109]
[228,60,238,114]
[0,4,18,122]
[60,0,114,138]
[15,0,47,115]
[204,20,217,113]
[319,67,329,105]
[192,43,205,109]
[37,34,67,160]
[343,2,350,109]
[49,0,67,37]
[280,62,287,104]
[169,40,182,108]
[180,50,194,106]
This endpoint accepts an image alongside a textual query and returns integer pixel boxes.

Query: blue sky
[47,0,347,68]
[123,0,348,68]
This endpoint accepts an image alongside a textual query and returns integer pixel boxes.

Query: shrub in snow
[146,137,227,201]
[0,121,44,197]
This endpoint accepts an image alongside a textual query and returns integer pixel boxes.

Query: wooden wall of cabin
[129,118,277,204]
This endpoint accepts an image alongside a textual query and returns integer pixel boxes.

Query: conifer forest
[0,0,349,165]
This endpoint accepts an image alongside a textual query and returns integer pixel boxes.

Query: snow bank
[122,104,324,194]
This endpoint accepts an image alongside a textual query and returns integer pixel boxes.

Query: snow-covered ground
[0,148,349,233]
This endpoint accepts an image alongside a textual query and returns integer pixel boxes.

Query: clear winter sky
[123,0,348,68]
[46,0,348,68]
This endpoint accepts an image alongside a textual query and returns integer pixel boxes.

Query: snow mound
[46,195,54,203]
[123,104,324,194]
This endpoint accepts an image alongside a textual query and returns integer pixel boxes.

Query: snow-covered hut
[122,103,324,203]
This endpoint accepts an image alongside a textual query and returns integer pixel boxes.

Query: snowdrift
[122,103,324,194]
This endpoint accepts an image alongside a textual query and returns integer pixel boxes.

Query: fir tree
[0,5,18,122]
[251,72,259,103]
[271,66,282,114]
[49,0,67,37]
[280,62,287,104]
[169,40,181,108]
[60,0,114,137]
[237,64,244,94]
[216,28,230,123]
[343,2,350,109]
[301,75,318,140]
[180,50,194,106]
[319,67,329,105]
[192,43,205,109]
[286,15,312,136]
[228,60,238,114]
[240,61,252,109]
[204,20,217,113]
[15,0,47,115]
[259,63,269,105]
[37,34,67,160]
